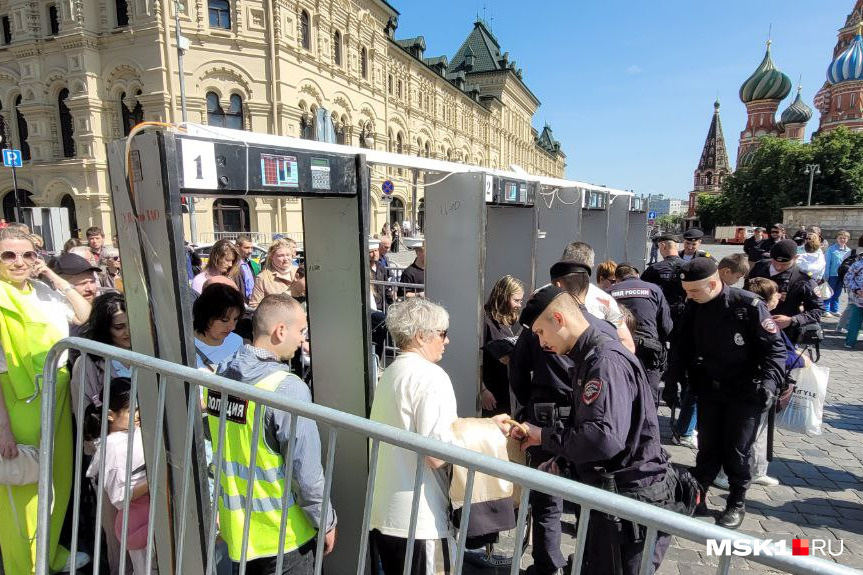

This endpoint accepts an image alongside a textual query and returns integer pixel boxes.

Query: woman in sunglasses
[0,227,92,573]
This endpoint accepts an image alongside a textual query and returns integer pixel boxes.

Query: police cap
[549,260,592,280]
[679,258,717,282]
[770,239,798,263]
[682,228,704,240]
[656,232,680,242]
[519,284,565,328]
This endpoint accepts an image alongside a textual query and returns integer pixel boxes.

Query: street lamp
[804,163,821,207]
[174,2,197,242]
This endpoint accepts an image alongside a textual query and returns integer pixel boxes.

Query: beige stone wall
[782,205,863,241]
[0,0,565,244]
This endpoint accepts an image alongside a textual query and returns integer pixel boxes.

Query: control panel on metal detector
[175,135,358,197]
[490,177,536,207]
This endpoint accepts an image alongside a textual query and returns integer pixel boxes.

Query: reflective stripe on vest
[206,370,317,561]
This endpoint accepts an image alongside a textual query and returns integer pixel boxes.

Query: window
[333,30,342,66]
[60,194,78,232]
[15,96,30,161]
[388,197,404,229]
[121,91,144,136]
[424,141,430,158]
[361,47,368,79]
[58,88,75,157]
[335,123,346,145]
[2,189,34,222]
[48,5,60,36]
[226,94,243,130]
[206,92,224,126]
[396,132,403,155]
[397,80,402,99]
[208,0,230,30]
[116,0,129,27]
[300,114,315,140]
[2,16,11,45]
[212,198,250,233]
[387,75,393,95]
[300,10,310,50]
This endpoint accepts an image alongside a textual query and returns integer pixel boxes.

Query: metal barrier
[35,338,859,575]
[196,231,305,246]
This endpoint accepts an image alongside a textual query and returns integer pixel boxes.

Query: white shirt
[797,251,826,282]
[584,283,624,328]
[87,427,147,509]
[369,352,458,539]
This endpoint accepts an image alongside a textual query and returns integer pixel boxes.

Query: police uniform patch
[582,379,603,405]
[206,390,249,424]
[734,333,745,346]
[761,318,778,334]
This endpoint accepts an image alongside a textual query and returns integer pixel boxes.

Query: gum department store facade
[0,0,566,241]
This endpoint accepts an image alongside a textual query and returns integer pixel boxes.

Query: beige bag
[0,445,40,485]
[449,418,515,509]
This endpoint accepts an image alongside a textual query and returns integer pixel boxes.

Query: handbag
[0,444,40,485]
[817,282,834,300]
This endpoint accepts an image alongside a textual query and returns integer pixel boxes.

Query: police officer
[515,287,687,575]
[743,227,769,263]
[679,228,715,262]
[610,263,673,405]
[746,239,824,342]
[641,233,687,323]
[666,259,786,529]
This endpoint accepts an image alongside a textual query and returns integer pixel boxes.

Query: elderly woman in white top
[368,298,511,575]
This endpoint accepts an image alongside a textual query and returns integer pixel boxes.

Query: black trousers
[694,398,763,501]
[232,539,316,575]
[644,367,662,407]
[369,529,450,575]
[581,512,671,575]
[526,447,568,574]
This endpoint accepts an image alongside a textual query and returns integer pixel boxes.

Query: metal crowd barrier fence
[35,338,859,575]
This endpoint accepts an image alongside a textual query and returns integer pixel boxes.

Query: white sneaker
[60,551,91,572]
[713,473,730,490]
[752,475,780,486]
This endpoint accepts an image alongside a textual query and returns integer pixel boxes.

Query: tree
[697,127,863,226]
[656,213,684,232]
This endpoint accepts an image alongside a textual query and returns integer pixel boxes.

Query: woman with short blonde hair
[250,238,298,308]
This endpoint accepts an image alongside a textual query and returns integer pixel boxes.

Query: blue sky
[394,1,850,199]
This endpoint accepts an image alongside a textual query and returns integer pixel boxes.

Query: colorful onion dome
[780,86,813,124]
[827,23,863,85]
[737,148,758,168]
[739,42,792,103]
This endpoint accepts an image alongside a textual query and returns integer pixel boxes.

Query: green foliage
[656,213,684,232]
[696,127,863,226]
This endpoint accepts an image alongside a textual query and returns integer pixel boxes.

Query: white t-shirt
[87,427,147,509]
[584,283,624,328]
[369,352,458,539]
[0,280,74,373]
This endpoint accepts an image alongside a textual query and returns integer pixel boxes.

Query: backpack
[838,249,860,282]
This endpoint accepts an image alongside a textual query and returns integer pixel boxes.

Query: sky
[394,0,851,199]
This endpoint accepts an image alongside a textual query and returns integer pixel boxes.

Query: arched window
[389,197,404,229]
[15,96,29,161]
[48,5,60,36]
[121,91,144,136]
[2,189,34,222]
[300,10,310,50]
[396,132,403,154]
[387,75,393,95]
[424,141,430,158]
[212,198,250,233]
[361,47,368,79]
[333,30,342,66]
[116,0,129,27]
[397,79,402,99]
[60,194,78,232]
[300,113,315,140]
[334,121,346,145]
[206,92,225,126]
[208,0,231,29]
[58,88,75,157]
[226,94,243,130]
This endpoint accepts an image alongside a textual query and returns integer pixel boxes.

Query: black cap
[753,226,765,232]
[656,232,679,242]
[682,228,704,240]
[770,239,798,263]
[549,260,592,280]
[519,284,565,328]
[679,258,717,282]
[50,253,101,276]
[771,223,785,231]
[617,262,640,275]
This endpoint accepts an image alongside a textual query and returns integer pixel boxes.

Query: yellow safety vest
[205,371,317,561]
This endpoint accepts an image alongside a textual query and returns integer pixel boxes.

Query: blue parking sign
[3,149,22,168]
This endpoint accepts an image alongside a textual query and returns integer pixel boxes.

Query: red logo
[761,318,778,334]
[582,379,603,405]
[793,539,810,556]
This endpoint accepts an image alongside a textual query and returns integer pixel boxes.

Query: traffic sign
[648,218,656,226]
[3,149,22,168]
[648,210,657,220]
[381,179,394,196]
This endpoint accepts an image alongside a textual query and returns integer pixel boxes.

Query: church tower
[687,100,732,218]
[780,85,814,141]
[814,0,863,135]
[737,41,792,166]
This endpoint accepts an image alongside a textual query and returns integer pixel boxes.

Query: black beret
[50,253,101,276]
[770,239,798,263]
[679,258,717,282]
[656,232,679,242]
[682,228,704,240]
[519,284,565,328]
[549,260,592,280]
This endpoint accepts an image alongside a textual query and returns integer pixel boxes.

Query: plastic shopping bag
[776,363,829,435]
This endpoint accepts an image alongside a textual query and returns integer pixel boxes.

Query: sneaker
[713,473,730,490]
[845,343,855,350]
[60,551,91,572]
[752,475,780,486]
[673,432,698,449]
[463,546,512,569]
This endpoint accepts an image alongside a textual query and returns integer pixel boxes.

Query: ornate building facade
[686,100,731,219]
[0,1,565,240]
[814,1,863,135]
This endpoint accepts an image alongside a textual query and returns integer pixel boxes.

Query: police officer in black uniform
[666,258,786,529]
[743,227,769,263]
[641,233,687,324]
[610,263,673,405]
[746,239,824,342]
[509,267,619,575]
[515,286,691,575]
[679,228,715,262]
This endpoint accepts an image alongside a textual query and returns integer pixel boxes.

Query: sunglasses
[1,251,38,265]
[438,330,449,340]
[105,256,120,261]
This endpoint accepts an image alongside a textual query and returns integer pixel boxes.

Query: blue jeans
[826,276,844,313]
[674,390,698,437]
[846,305,863,348]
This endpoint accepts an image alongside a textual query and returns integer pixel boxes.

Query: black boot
[694,486,710,516]
[718,500,746,529]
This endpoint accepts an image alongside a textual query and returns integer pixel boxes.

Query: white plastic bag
[776,363,829,435]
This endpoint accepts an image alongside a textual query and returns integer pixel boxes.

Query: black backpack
[838,249,860,282]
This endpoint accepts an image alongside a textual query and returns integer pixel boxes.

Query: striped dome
[739,43,792,103]
[827,28,863,85]
[780,86,813,125]
[737,148,758,168]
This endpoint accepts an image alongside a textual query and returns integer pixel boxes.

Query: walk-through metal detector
[534,186,582,284]
[625,195,649,268]
[106,129,372,574]
[580,188,636,265]
[424,172,537,416]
